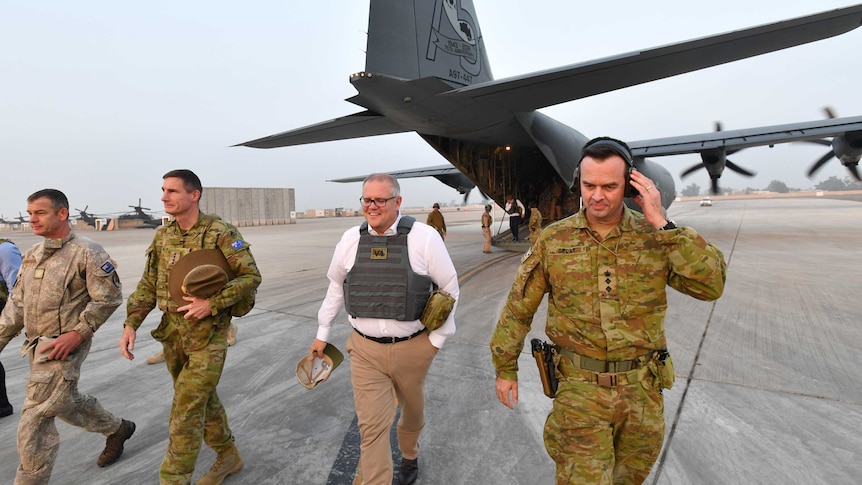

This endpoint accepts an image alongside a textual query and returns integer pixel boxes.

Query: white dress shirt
[317,214,459,349]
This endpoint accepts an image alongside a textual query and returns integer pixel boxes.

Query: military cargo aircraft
[238,0,862,215]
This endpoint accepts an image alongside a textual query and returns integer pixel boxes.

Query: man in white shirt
[311,173,459,485]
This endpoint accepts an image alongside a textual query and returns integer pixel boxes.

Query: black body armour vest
[343,216,434,321]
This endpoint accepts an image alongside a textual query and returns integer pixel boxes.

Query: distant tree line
[678,176,862,196]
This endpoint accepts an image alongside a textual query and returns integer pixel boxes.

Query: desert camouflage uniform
[124,213,260,485]
[490,206,726,485]
[0,232,124,485]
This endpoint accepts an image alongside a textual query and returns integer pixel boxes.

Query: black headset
[571,137,638,198]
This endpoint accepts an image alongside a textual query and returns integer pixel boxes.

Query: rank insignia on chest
[370,247,388,260]
[34,268,45,279]
[168,251,182,266]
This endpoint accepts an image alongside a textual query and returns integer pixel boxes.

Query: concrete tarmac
[1,198,861,484]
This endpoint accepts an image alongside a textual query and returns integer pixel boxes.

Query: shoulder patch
[100,261,116,274]
[231,240,245,250]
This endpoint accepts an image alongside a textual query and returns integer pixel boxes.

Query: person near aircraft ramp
[481,204,493,253]
[120,169,261,485]
[528,201,542,246]
[425,202,446,240]
[504,197,525,242]
[491,137,727,484]
[0,189,135,483]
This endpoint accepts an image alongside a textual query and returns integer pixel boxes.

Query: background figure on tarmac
[481,205,493,253]
[491,138,727,484]
[425,202,446,240]
[0,237,22,419]
[120,170,261,485]
[504,197,524,242]
[0,189,135,484]
[528,201,542,246]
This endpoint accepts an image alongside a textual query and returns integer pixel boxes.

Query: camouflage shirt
[124,213,261,329]
[0,232,122,353]
[529,209,543,233]
[490,207,727,381]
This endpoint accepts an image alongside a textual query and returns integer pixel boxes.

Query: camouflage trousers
[153,312,233,485]
[543,378,665,485]
[15,338,122,485]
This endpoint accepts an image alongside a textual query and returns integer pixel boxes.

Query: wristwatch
[660,219,677,230]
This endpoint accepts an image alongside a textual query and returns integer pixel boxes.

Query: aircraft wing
[627,116,862,158]
[329,164,478,196]
[236,110,410,148]
[449,5,862,112]
[328,165,462,183]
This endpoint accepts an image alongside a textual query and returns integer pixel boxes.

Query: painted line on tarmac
[458,251,523,286]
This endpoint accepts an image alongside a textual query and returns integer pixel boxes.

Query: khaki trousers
[482,227,492,252]
[346,330,437,485]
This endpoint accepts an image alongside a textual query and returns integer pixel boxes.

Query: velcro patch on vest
[370,247,388,260]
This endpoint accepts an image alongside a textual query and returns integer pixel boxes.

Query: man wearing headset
[490,137,727,484]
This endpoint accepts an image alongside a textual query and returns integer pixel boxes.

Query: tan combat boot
[227,323,238,347]
[196,445,243,485]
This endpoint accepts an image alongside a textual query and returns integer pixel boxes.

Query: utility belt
[354,327,426,344]
[557,348,650,387]
[532,342,674,397]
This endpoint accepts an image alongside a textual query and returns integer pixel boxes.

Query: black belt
[354,327,426,344]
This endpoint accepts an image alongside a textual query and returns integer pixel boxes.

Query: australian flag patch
[231,240,245,250]
[100,261,116,274]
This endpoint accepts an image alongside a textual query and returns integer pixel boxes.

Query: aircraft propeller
[680,121,756,194]
[800,107,862,181]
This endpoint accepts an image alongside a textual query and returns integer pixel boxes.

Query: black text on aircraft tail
[366,0,493,86]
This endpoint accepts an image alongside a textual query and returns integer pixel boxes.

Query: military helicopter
[119,199,163,229]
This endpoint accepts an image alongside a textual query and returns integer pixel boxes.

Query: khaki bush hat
[296,343,344,390]
[168,249,235,307]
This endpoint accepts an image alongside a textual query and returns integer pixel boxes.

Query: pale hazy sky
[3,0,861,220]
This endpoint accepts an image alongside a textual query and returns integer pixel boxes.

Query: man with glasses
[311,173,459,485]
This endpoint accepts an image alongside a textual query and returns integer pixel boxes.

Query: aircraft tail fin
[365,0,493,86]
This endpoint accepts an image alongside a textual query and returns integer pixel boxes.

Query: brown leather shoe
[98,419,136,467]
[399,457,418,485]
[196,445,243,485]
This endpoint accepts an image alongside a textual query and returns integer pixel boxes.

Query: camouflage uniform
[529,208,542,246]
[124,213,260,485]
[0,232,124,485]
[490,207,726,484]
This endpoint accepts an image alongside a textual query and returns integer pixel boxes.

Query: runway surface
[1,197,861,484]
